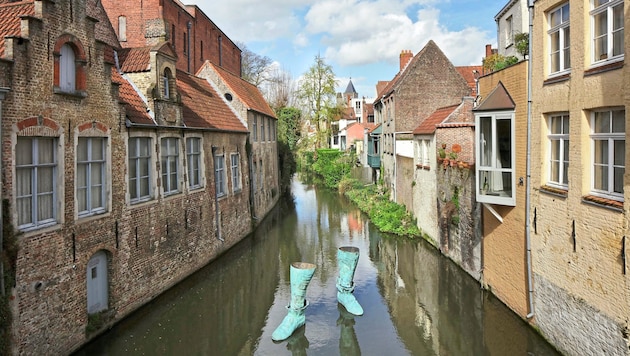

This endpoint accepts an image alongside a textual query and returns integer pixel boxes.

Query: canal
[74,177,559,355]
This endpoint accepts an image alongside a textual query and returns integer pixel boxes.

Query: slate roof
[112,69,154,125]
[0,1,34,58]
[413,104,460,135]
[203,62,276,118]
[344,79,357,95]
[177,69,247,132]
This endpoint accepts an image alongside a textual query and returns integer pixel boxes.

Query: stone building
[0,0,272,354]
[529,0,629,354]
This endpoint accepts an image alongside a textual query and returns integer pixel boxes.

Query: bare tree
[238,42,272,87]
[263,65,296,111]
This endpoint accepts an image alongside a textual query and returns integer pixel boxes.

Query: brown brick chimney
[485,44,493,58]
[400,50,413,71]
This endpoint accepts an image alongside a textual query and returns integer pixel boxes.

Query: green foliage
[276,107,301,151]
[85,311,109,336]
[514,32,529,58]
[483,53,520,72]
[345,185,421,238]
[310,149,352,189]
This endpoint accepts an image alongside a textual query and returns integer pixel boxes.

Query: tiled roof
[456,66,483,96]
[177,70,247,132]
[413,104,460,135]
[112,69,154,126]
[375,81,389,97]
[204,62,276,118]
[118,47,152,73]
[0,1,34,58]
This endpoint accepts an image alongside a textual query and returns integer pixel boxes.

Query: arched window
[53,35,87,95]
[162,68,173,99]
[60,44,76,92]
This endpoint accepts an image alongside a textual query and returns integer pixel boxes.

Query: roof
[177,69,247,132]
[456,66,483,96]
[0,1,34,58]
[344,79,357,95]
[112,69,154,126]
[203,62,276,118]
[413,104,460,135]
[375,81,389,97]
[118,47,152,73]
[474,81,516,112]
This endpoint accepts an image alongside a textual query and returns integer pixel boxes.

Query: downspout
[0,87,8,296]
[525,0,535,319]
[211,146,224,242]
[186,22,192,73]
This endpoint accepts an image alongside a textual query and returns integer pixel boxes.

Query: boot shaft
[289,262,316,310]
[337,246,359,288]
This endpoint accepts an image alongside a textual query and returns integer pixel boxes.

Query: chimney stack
[485,44,493,58]
[399,50,413,71]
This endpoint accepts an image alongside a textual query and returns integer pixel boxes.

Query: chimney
[485,44,493,58]
[399,50,413,71]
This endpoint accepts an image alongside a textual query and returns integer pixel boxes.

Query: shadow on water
[74,176,559,356]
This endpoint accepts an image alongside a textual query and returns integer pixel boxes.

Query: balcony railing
[367,153,380,168]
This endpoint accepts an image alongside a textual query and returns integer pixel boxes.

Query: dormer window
[162,68,173,100]
[53,34,87,96]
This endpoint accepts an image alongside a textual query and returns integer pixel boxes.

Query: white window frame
[77,137,107,217]
[591,0,624,64]
[547,114,570,189]
[129,137,152,203]
[186,137,202,190]
[231,153,241,193]
[214,154,226,197]
[161,137,180,196]
[548,3,571,75]
[590,108,625,200]
[60,44,76,93]
[16,137,58,230]
[475,111,516,206]
[505,15,514,47]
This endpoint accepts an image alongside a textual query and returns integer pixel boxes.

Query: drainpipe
[0,87,8,296]
[525,0,535,319]
[186,22,192,73]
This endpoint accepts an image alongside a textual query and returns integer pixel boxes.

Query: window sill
[582,194,623,212]
[543,73,570,85]
[53,87,87,98]
[584,60,624,77]
[540,185,568,198]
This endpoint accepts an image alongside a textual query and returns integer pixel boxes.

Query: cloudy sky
[195,0,506,97]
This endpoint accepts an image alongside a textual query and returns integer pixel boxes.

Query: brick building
[0,0,272,354]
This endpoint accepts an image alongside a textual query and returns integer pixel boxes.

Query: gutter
[525,0,535,320]
[125,121,248,135]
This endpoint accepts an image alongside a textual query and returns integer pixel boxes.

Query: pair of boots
[271,247,363,342]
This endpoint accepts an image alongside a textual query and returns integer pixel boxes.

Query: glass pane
[129,139,138,157]
[169,172,177,191]
[551,161,559,182]
[612,110,625,132]
[38,193,54,221]
[563,115,570,134]
[17,196,31,226]
[550,116,561,134]
[129,159,137,180]
[613,29,624,56]
[563,139,570,161]
[91,163,103,185]
[139,138,150,156]
[550,9,559,27]
[551,140,560,161]
[129,177,137,199]
[594,111,610,133]
[169,158,177,174]
[91,185,102,209]
[140,176,150,197]
[497,119,511,169]
[563,28,571,69]
[140,158,149,177]
[613,4,624,30]
[38,138,55,164]
[594,165,607,190]
[77,138,88,161]
[561,4,569,23]
[16,138,33,165]
[550,31,560,53]
[92,138,104,160]
[594,0,609,7]
[479,117,492,167]
[614,140,625,166]
[78,187,87,212]
[38,167,54,194]
[16,168,32,196]
[614,167,624,193]
[593,140,608,164]
[562,161,569,184]
[594,12,607,59]
[77,164,87,187]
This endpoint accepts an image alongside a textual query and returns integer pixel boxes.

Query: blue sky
[197,0,507,98]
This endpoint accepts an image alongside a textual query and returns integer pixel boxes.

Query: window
[77,137,106,216]
[547,114,569,188]
[505,15,514,47]
[259,159,264,190]
[161,137,180,195]
[591,109,625,199]
[118,16,127,42]
[415,139,429,167]
[476,112,515,206]
[231,153,241,192]
[253,115,258,142]
[183,32,187,54]
[261,117,265,142]
[215,154,226,197]
[187,137,202,189]
[548,3,570,74]
[172,24,176,48]
[591,0,624,62]
[200,40,204,60]
[16,137,57,229]
[60,44,76,92]
[129,137,152,202]
[163,69,170,99]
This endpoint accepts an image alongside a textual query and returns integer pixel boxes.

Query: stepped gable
[112,68,154,125]
[413,104,460,135]
[177,69,247,132]
[0,1,34,58]
[204,62,276,118]
[86,0,120,49]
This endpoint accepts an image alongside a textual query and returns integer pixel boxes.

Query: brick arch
[53,34,87,92]
[77,121,109,136]
[16,116,61,136]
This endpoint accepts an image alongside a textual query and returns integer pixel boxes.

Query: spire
[344,78,357,95]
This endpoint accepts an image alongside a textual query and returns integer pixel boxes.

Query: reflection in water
[74,177,559,356]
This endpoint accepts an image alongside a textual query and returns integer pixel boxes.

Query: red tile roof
[177,70,247,132]
[118,47,152,73]
[413,104,459,135]
[204,62,276,118]
[455,66,483,96]
[0,1,34,58]
[112,69,154,125]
